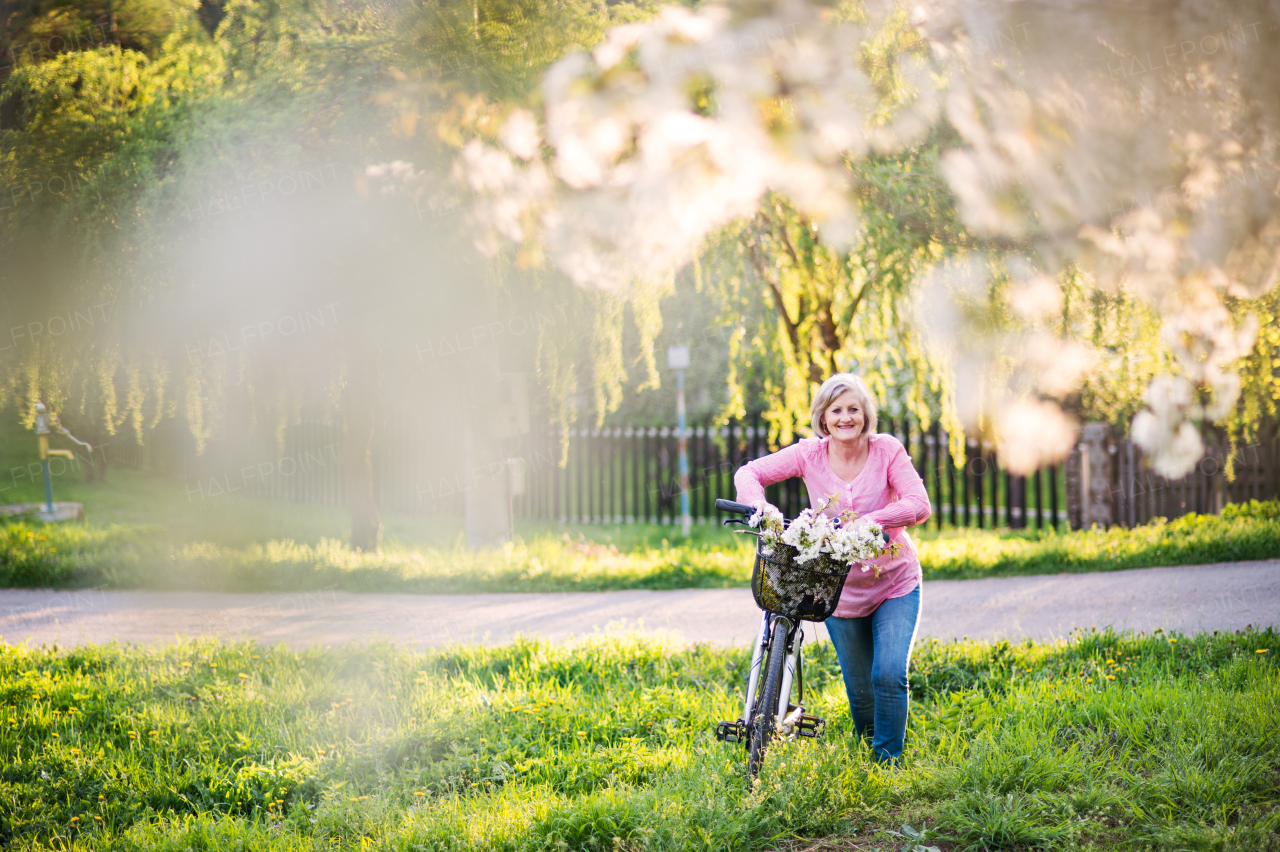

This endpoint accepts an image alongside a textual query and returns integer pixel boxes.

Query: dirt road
[2,559,1276,650]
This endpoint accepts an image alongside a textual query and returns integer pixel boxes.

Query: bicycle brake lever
[722,518,751,528]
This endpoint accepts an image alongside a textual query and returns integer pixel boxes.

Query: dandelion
[70,748,80,755]
[414,792,426,797]
[1106,675,1115,680]
[1257,649,1269,654]
[51,732,59,738]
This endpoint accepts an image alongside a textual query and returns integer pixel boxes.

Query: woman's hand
[746,501,783,531]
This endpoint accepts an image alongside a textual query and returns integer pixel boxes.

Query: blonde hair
[811,373,878,437]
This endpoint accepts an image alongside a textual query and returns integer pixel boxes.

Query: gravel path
[2,559,1277,650]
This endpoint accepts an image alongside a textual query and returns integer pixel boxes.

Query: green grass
[0,627,1276,850]
[1,457,1277,593]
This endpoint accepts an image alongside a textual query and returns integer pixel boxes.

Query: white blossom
[457,0,1279,475]
[996,397,1079,476]
[499,110,541,161]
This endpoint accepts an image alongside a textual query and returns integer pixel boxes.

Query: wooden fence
[108,414,1278,530]
[1107,436,1280,528]
[497,416,1071,530]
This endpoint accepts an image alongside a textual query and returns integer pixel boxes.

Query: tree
[699,135,972,448]
[1,0,677,549]
[457,0,1280,477]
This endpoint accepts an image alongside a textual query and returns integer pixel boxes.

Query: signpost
[667,345,691,537]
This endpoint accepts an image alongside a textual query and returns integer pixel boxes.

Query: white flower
[1009,274,1063,322]
[995,398,1079,475]
[500,110,541,161]
[461,141,515,194]
[748,503,782,529]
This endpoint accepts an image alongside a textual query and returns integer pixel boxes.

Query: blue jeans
[824,584,921,763]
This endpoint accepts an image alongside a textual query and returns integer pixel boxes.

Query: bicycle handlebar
[715,499,755,515]
[716,498,892,544]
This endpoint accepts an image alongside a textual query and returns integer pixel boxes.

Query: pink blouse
[733,433,931,618]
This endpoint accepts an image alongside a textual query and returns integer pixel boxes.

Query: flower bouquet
[745,496,900,621]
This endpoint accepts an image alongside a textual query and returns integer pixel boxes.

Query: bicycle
[712,497,888,778]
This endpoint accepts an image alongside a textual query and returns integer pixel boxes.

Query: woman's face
[823,390,866,444]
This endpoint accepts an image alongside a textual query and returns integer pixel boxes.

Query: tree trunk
[342,375,381,552]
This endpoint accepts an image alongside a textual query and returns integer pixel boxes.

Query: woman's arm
[734,443,804,506]
[862,440,932,528]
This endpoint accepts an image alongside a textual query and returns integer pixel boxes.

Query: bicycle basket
[751,537,853,622]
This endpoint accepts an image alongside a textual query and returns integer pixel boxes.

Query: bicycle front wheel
[747,618,788,778]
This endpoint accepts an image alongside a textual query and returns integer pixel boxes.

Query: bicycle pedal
[795,714,826,738]
[715,720,746,743]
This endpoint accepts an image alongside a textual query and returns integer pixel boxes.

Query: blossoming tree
[458,0,1280,477]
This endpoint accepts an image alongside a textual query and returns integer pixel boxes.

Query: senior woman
[733,373,931,765]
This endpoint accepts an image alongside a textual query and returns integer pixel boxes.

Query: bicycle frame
[742,611,804,728]
[715,612,820,752]
[712,498,828,773]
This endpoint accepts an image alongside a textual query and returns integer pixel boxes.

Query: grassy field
[0,627,1276,850]
[1,461,1278,592]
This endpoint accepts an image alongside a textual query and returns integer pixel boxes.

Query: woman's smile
[824,390,866,441]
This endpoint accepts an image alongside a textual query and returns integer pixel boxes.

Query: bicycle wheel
[747,619,788,778]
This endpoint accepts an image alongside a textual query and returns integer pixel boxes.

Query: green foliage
[1,0,190,64]
[1225,282,1280,455]
[705,126,974,449]
[1222,498,1280,521]
[0,628,1276,849]
[0,0,671,489]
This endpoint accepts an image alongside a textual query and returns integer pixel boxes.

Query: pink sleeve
[734,443,804,506]
[863,440,932,528]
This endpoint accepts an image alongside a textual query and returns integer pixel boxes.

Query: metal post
[677,370,690,537]
[668,345,691,537]
[42,460,54,513]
